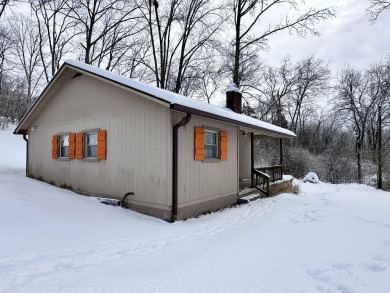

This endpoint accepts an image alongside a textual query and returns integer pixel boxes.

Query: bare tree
[313,109,343,154]
[222,45,264,98]
[66,0,143,67]
[194,57,223,103]
[322,131,356,184]
[0,25,12,91]
[140,0,225,93]
[111,36,150,80]
[8,14,44,99]
[288,56,330,134]
[254,57,297,124]
[333,67,377,182]
[30,0,77,82]
[364,62,390,159]
[0,0,11,19]
[229,0,335,87]
[367,0,390,23]
[0,24,12,128]
[0,24,33,127]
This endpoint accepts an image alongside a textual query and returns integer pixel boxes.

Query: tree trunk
[233,3,241,86]
[356,140,362,183]
[377,105,382,189]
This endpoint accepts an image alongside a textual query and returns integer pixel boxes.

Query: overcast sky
[264,0,390,74]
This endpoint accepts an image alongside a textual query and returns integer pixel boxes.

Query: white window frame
[59,134,69,158]
[84,131,98,158]
[204,130,219,159]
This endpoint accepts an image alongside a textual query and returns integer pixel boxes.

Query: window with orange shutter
[205,130,218,159]
[59,134,69,158]
[194,127,228,161]
[84,132,98,158]
[53,130,107,161]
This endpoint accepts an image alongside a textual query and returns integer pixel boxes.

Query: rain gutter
[23,134,28,176]
[172,113,192,222]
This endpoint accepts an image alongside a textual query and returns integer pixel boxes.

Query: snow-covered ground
[1,127,390,293]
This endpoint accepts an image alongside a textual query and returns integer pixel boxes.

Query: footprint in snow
[362,262,387,272]
[374,253,390,264]
[287,209,322,224]
[307,265,361,293]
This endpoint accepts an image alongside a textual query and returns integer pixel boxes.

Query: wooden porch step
[237,193,262,204]
[237,188,267,204]
[238,187,258,197]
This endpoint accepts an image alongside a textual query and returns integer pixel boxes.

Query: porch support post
[251,132,254,187]
[279,138,283,166]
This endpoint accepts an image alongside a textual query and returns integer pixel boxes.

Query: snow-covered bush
[303,172,320,183]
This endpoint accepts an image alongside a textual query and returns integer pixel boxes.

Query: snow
[63,60,295,138]
[0,125,26,168]
[2,128,390,292]
[303,172,320,183]
[226,83,241,93]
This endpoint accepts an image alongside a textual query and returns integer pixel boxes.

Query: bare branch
[367,0,390,23]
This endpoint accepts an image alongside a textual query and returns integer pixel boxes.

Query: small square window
[59,134,69,158]
[85,132,97,158]
[205,130,218,159]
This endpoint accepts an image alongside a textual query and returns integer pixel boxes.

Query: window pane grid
[85,132,98,158]
[59,135,69,158]
[205,131,218,159]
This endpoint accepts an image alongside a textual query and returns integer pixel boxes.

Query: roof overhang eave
[170,104,296,139]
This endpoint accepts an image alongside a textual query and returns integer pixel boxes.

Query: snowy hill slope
[1,127,390,292]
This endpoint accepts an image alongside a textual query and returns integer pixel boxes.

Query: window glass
[85,132,97,158]
[59,134,69,157]
[205,131,218,158]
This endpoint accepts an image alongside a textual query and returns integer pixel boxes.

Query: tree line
[0,0,334,118]
[1,0,390,187]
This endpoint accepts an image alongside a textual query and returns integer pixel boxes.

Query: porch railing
[253,169,270,196]
[252,165,283,196]
[255,165,283,182]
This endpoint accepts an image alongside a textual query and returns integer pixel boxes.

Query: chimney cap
[226,83,241,93]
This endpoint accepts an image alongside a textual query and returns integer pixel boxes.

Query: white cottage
[14,60,295,221]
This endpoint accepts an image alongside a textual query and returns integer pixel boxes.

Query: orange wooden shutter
[68,133,76,159]
[75,132,83,160]
[97,130,107,160]
[52,135,58,159]
[194,127,205,161]
[220,131,228,160]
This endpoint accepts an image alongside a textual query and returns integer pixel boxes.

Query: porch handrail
[252,169,270,196]
[255,165,283,182]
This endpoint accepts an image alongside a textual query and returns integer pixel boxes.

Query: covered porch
[238,128,286,197]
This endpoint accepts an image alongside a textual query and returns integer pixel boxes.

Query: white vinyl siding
[28,74,172,209]
[174,113,238,205]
